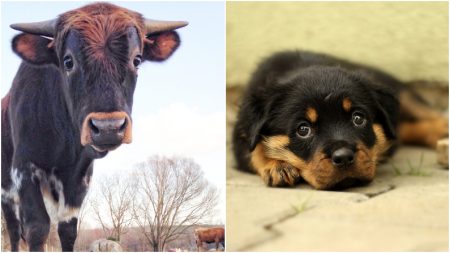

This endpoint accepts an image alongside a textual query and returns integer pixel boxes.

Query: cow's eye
[63,55,74,71]
[352,111,367,127]
[297,121,313,138]
[133,55,142,68]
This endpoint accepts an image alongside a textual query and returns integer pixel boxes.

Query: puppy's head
[251,66,398,190]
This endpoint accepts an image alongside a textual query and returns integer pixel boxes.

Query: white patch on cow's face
[30,164,80,224]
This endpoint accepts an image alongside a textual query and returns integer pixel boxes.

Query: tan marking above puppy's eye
[306,107,318,123]
[343,98,352,112]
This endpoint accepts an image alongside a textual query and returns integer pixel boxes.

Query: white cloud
[136,102,225,157]
[95,103,224,171]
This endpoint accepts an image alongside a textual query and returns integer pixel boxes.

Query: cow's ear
[143,31,181,62]
[12,33,57,65]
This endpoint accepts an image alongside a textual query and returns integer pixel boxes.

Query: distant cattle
[1,2,187,251]
[195,227,225,251]
[168,248,188,252]
[89,239,122,252]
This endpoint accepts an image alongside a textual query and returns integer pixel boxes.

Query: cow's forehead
[64,26,141,54]
[55,3,145,53]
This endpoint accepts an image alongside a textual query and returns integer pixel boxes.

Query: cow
[1,3,187,251]
[194,227,225,251]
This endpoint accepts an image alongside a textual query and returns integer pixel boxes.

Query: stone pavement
[226,145,448,251]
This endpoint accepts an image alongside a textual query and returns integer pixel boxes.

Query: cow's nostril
[89,119,100,134]
[119,118,127,132]
[90,118,126,133]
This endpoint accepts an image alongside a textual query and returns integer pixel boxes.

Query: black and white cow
[1,3,187,251]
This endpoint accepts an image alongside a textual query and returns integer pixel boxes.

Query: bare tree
[131,156,218,252]
[74,191,91,251]
[77,190,92,232]
[90,173,134,242]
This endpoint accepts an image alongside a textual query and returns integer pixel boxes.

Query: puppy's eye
[133,55,142,68]
[297,122,313,138]
[352,111,367,127]
[63,55,74,71]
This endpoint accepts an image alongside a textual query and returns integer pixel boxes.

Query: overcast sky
[1,1,225,224]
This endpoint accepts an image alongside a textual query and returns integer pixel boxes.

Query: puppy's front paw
[260,163,301,187]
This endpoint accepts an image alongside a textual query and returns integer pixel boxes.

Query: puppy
[232,51,448,190]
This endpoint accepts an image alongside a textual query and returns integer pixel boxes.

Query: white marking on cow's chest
[10,168,23,190]
[31,165,80,223]
[1,168,23,220]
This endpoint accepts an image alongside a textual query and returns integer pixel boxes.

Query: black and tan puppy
[233,51,448,190]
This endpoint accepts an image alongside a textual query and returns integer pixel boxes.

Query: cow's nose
[80,111,133,148]
[88,117,128,149]
[331,147,355,168]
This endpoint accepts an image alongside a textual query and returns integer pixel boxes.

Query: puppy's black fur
[233,51,409,189]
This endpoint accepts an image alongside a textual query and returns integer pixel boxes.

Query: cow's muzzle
[81,112,132,151]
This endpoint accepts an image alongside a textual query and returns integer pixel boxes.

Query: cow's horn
[10,19,57,37]
[144,19,188,35]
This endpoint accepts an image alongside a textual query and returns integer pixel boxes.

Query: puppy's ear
[370,86,398,139]
[246,89,285,151]
[352,73,398,139]
[12,33,57,65]
[356,75,398,139]
[248,117,267,151]
[143,31,181,62]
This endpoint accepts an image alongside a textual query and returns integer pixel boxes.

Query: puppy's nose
[332,147,355,168]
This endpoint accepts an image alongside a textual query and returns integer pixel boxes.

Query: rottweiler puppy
[232,51,448,190]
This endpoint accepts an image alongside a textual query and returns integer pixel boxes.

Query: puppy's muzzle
[80,111,132,151]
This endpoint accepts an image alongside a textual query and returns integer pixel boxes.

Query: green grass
[390,152,431,177]
[291,195,312,213]
[391,162,403,176]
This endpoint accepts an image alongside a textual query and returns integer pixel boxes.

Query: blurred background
[227,2,448,86]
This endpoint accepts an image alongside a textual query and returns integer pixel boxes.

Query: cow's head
[10,3,187,153]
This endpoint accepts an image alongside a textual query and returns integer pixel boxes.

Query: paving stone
[226,146,449,251]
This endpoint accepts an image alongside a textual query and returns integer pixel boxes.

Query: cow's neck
[22,64,93,172]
